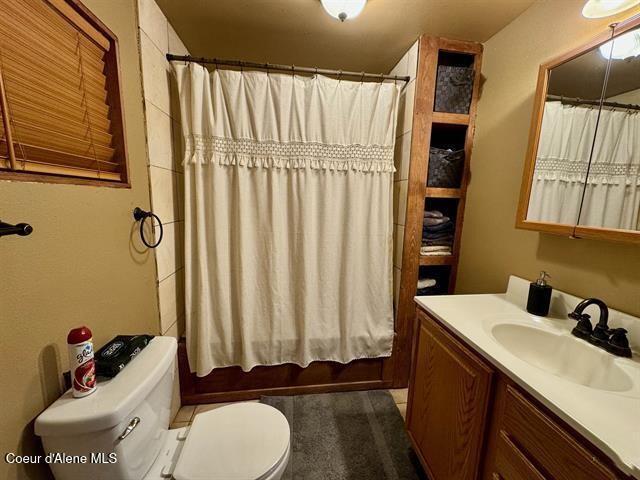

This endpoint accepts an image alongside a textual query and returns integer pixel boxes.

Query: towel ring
[133,207,163,249]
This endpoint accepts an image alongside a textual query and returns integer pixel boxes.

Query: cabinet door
[407,312,493,480]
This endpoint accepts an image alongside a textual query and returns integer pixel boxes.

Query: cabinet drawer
[501,386,618,480]
[494,430,546,480]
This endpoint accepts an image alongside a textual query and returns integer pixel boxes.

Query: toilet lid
[173,402,290,480]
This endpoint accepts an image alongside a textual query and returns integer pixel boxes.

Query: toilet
[35,337,290,480]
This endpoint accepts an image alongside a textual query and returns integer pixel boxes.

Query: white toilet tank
[35,336,177,480]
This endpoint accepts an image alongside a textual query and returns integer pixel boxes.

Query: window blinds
[0,0,126,182]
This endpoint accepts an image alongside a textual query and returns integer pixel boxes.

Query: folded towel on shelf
[423,240,454,248]
[420,249,452,256]
[423,216,451,227]
[423,231,454,242]
[424,210,444,219]
[421,245,451,253]
[423,220,454,233]
[417,278,437,289]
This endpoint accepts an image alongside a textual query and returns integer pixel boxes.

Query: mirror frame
[516,14,640,244]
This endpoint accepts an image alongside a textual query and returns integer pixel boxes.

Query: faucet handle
[568,311,589,321]
[569,312,592,340]
[606,328,632,358]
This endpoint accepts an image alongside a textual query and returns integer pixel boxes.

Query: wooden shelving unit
[432,112,470,125]
[392,36,483,387]
[424,187,461,198]
[418,255,455,266]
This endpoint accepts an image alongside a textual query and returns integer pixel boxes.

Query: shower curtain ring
[291,64,295,78]
[360,72,365,83]
[338,70,342,81]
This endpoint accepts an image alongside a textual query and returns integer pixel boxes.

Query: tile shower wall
[137,0,188,420]
[390,41,419,312]
[137,0,188,339]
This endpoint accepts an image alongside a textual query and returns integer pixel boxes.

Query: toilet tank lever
[118,417,140,440]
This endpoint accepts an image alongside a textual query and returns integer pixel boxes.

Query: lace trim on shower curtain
[184,135,396,173]
[534,157,640,186]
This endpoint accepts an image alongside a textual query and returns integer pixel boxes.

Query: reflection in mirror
[579,27,640,231]
[526,45,611,225]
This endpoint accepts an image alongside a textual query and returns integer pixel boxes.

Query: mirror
[526,44,610,226]
[578,25,640,233]
[518,16,640,243]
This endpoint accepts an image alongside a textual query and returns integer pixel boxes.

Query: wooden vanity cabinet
[407,307,632,480]
[405,309,493,480]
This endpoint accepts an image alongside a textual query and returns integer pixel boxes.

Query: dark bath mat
[260,390,426,480]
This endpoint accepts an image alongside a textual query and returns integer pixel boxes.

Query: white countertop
[414,276,640,478]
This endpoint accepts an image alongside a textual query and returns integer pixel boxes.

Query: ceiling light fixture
[320,0,367,22]
[582,0,639,18]
[599,29,640,59]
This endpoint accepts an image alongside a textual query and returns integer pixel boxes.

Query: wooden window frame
[0,0,130,188]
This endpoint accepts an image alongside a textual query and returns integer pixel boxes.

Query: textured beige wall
[0,1,159,479]
[457,0,640,316]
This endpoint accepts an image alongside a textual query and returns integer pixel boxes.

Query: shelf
[419,254,456,266]
[425,187,461,198]
[432,112,470,125]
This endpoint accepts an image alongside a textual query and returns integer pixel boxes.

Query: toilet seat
[172,403,290,480]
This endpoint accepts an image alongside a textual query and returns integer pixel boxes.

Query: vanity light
[582,0,639,18]
[320,0,367,21]
[599,29,640,59]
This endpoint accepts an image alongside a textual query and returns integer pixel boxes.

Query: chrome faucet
[568,298,631,357]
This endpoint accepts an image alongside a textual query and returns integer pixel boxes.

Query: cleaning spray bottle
[67,326,97,398]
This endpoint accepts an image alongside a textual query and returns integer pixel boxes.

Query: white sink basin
[491,323,633,392]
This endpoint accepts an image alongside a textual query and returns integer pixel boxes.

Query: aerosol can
[67,326,97,398]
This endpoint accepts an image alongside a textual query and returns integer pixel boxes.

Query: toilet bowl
[35,337,290,480]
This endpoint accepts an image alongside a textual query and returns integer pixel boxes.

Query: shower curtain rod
[547,94,640,111]
[166,54,411,83]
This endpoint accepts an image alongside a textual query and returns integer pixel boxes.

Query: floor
[170,388,409,429]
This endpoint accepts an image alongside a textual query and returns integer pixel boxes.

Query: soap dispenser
[527,271,552,316]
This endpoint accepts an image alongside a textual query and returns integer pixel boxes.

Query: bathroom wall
[457,0,640,316]
[137,0,190,421]
[137,0,188,340]
[0,1,159,479]
[390,40,419,312]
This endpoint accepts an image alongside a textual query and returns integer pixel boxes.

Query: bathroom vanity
[406,276,640,480]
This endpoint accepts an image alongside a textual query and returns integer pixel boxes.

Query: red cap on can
[67,326,92,344]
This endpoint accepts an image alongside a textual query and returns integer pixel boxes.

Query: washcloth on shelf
[417,278,436,289]
[417,277,438,296]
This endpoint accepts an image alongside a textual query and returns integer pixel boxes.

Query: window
[0,0,128,186]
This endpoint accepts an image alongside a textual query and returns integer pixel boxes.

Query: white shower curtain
[173,63,400,376]
[579,107,640,230]
[527,102,599,225]
[528,102,640,230]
